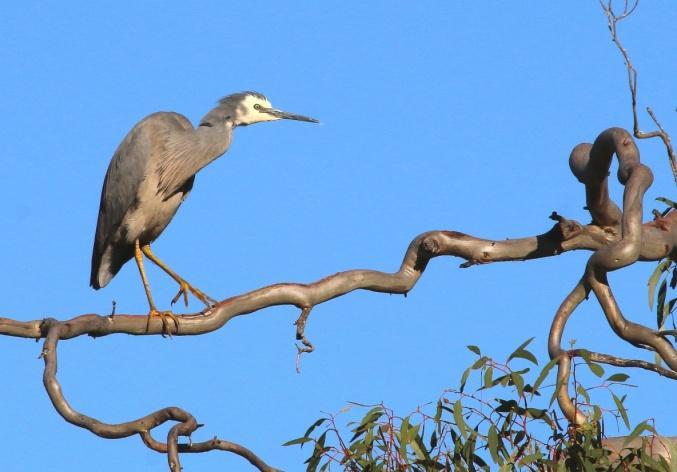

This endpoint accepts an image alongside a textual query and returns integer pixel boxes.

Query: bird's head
[218,91,319,127]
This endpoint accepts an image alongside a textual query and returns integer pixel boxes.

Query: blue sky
[0,2,675,470]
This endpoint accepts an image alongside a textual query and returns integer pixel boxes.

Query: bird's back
[90,112,194,289]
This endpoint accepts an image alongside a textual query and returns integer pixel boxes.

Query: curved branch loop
[40,318,276,472]
[553,128,677,424]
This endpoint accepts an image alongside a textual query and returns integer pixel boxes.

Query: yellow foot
[146,309,180,336]
[171,280,218,308]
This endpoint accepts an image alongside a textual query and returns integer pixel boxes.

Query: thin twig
[600,0,677,185]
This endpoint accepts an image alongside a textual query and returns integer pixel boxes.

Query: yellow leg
[140,244,217,308]
[133,240,179,335]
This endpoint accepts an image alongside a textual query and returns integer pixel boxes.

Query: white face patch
[233,95,277,126]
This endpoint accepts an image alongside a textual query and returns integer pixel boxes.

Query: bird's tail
[90,244,131,289]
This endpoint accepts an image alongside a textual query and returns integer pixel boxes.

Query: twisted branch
[39,318,278,472]
[1,128,674,468]
[551,127,676,425]
[0,223,631,341]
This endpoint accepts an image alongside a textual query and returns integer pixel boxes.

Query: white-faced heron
[90,91,318,330]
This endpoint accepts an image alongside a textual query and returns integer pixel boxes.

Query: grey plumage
[90,92,317,297]
[219,91,268,106]
[91,112,199,288]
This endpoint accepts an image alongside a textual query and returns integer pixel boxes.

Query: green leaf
[507,337,537,365]
[591,405,602,422]
[357,407,383,428]
[434,400,443,425]
[657,278,667,328]
[487,425,501,464]
[578,350,604,377]
[495,399,519,413]
[511,372,525,397]
[483,366,493,389]
[611,392,630,429]
[453,400,468,439]
[282,436,314,447]
[623,420,657,446]
[471,356,489,370]
[533,357,558,397]
[497,373,511,387]
[510,349,539,365]
[301,417,327,439]
[605,373,630,383]
[459,367,472,393]
[656,196,677,209]
[430,429,438,450]
[648,259,670,310]
[411,433,430,462]
[519,453,543,466]
[350,407,383,441]
[549,366,565,408]
[526,407,548,419]
[399,416,410,460]
[467,345,481,355]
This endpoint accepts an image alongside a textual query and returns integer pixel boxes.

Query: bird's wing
[90,120,150,287]
[90,112,194,287]
[155,119,228,197]
[155,132,201,197]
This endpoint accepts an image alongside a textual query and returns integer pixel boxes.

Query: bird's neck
[195,117,233,159]
[199,103,235,128]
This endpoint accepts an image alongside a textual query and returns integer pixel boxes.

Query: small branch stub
[294,306,315,374]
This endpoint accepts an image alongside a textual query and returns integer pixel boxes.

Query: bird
[90,91,318,332]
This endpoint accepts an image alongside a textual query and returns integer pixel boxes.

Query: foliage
[285,340,674,471]
[648,198,677,351]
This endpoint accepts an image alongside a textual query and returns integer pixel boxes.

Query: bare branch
[39,318,276,472]
[600,0,677,185]
[140,432,280,472]
[294,305,315,373]
[572,349,677,380]
[3,210,673,343]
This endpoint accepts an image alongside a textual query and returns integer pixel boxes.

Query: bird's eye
[253,104,262,111]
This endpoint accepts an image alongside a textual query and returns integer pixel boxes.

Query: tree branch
[573,349,677,380]
[600,0,677,185]
[550,127,676,426]
[3,127,674,468]
[39,318,278,472]
[2,210,673,343]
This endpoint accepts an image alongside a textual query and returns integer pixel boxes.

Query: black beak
[262,107,319,123]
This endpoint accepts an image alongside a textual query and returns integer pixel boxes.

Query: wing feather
[156,131,202,197]
[155,120,230,197]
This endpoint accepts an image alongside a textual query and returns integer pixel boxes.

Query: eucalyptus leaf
[648,259,670,310]
[467,345,481,355]
[611,392,629,429]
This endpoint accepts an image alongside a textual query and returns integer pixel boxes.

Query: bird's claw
[171,281,217,308]
[146,309,180,337]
